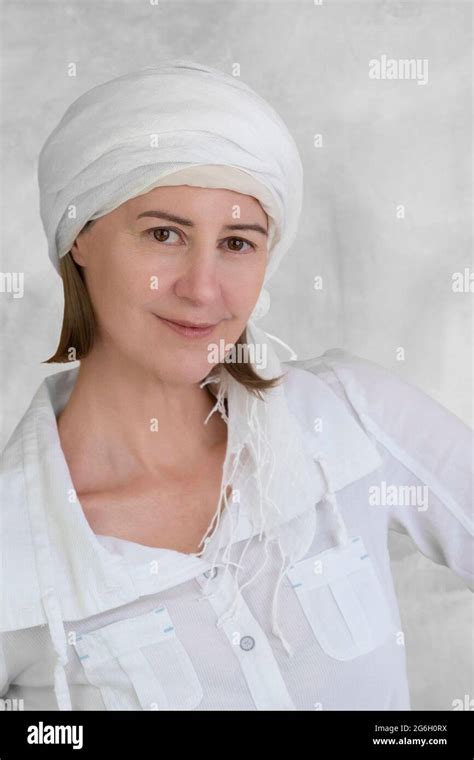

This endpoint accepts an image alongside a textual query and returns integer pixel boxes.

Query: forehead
[123,184,267,218]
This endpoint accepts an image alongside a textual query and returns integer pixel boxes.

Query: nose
[174,246,222,305]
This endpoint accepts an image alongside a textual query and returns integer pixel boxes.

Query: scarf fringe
[194,369,351,659]
[32,352,352,710]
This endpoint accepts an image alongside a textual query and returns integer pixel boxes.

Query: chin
[148,355,219,387]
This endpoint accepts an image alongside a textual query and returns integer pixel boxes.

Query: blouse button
[239,635,255,651]
[203,567,218,579]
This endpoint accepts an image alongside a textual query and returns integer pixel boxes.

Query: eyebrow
[136,210,268,237]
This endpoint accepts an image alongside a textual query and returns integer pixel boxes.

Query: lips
[167,318,216,328]
[154,314,219,339]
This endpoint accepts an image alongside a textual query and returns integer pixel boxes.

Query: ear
[70,233,88,267]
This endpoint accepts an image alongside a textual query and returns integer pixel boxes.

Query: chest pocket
[72,605,203,710]
[286,536,395,660]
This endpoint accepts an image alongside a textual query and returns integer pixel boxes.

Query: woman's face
[71,185,269,384]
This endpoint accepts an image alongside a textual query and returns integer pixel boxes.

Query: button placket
[195,567,295,710]
[239,635,255,651]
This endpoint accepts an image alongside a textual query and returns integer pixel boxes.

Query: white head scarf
[37,59,349,710]
[38,59,300,283]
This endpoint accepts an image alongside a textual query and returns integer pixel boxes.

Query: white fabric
[37,59,300,281]
[114,163,280,253]
[1,349,472,710]
[33,59,320,709]
[2,59,469,711]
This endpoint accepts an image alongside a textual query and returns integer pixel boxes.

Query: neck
[56,346,228,492]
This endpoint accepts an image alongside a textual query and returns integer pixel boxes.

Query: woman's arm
[295,348,474,590]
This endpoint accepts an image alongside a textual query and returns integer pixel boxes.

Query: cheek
[86,256,145,324]
[223,257,267,314]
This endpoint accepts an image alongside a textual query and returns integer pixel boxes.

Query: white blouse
[0,349,472,711]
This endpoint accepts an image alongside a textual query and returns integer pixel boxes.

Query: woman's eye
[146,228,255,253]
[225,237,256,253]
[149,227,181,244]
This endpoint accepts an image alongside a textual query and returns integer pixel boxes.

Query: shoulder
[0,362,78,461]
[284,346,421,401]
[283,347,471,437]
[279,348,391,445]
[280,347,394,425]
[278,349,385,490]
[283,349,473,519]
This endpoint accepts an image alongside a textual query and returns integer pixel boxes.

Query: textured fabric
[31,59,353,709]
[37,59,300,281]
[2,59,471,711]
[1,349,472,710]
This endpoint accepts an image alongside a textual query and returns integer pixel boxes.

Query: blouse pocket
[286,536,395,660]
[72,604,203,710]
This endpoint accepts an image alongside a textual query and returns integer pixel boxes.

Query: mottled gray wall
[1,0,472,710]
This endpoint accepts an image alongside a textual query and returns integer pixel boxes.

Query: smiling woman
[43,181,277,559]
[0,59,471,715]
[46,182,282,395]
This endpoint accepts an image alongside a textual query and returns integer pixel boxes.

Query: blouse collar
[0,359,382,631]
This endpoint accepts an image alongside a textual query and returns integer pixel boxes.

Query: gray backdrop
[1,0,472,710]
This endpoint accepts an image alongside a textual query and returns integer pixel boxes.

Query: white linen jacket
[0,349,472,711]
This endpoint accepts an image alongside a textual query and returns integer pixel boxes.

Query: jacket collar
[1,360,382,631]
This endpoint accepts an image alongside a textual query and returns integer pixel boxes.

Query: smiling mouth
[154,315,220,338]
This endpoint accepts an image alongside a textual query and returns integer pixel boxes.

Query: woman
[0,60,472,712]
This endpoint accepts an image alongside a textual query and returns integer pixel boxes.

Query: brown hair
[43,238,284,400]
